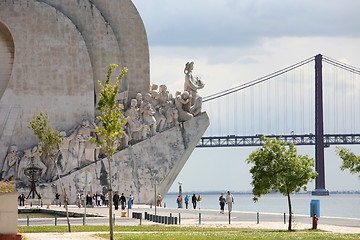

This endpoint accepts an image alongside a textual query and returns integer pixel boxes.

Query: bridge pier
[313,54,329,196]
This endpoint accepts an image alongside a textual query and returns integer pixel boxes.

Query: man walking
[113,192,120,210]
[226,191,235,213]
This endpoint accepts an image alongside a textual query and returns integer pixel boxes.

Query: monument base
[312,189,329,196]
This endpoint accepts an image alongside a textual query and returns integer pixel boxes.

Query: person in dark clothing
[86,193,93,207]
[55,192,60,206]
[219,192,226,214]
[113,192,120,210]
[192,194,197,209]
[120,193,126,210]
[18,193,25,206]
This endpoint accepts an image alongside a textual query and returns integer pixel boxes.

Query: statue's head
[159,85,167,92]
[131,99,137,107]
[136,92,142,101]
[82,119,89,127]
[182,91,190,99]
[9,145,17,153]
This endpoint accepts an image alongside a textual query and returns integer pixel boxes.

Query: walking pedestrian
[197,194,202,209]
[18,193,25,206]
[55,192,60,206]
[191,194,197,209]
[219,192,226,214]
[226,191,235,213]
[176,195,182,208]
[128,194,134,209]
[120,193,126,210]
[184,195,190,209]
[113,192,120,210]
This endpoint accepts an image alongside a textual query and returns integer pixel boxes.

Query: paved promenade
[19,204,360,239]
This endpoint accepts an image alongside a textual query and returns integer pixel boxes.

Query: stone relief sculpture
[0,145,20,181]
[2,62,205,183]
[125,99,147,142]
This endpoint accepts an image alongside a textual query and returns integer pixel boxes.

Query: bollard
[30,202,32,207]
[40,200,43,207]
[228,212,231,224]
[145,212,148,220]
[174,217,177,224]
[161,216,165,224]
[284,213,286,224]
[178,212,181,225]
[170,213,173,224]
[199,213,201,225]
[140,217,142,225]
[150,204,152,208]
[164,203,166,208]
[164,216,168,224]
[257,212,259,224]
[27,215,29,226]
[149,214,153,221]
[83,214,86,225]
[55,215,57,226]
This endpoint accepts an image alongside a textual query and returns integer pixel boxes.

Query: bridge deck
[197,134,360,147]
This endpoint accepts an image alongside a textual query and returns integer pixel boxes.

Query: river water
[162,193,360,218]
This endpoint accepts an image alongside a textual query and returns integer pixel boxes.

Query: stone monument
[0,0,209,203]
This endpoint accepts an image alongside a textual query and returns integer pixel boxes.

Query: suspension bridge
[197,54,360,196]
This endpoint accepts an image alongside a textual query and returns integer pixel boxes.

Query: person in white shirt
[225,191,235,213]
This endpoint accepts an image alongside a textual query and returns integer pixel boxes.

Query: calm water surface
[163,193,360,218]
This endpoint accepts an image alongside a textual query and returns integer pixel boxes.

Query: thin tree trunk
[54,155,71,232]
[108,155,114,240]
[286,192,292,231]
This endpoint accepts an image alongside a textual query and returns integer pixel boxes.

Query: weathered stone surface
[0,0,150,150]
[16,113,209,203]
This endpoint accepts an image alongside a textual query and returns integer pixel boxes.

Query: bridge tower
[313,54,329,196]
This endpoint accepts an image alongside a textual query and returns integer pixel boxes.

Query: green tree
[91,64,128,240]
[335,147,360,176]
[246,137,318,231]
[28,111,72,232]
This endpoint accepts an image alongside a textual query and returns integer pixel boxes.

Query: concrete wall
[0,193,18,235]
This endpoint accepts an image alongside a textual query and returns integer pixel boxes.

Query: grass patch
[96,232,360,240]
[19,225,278,233]
[19,225,360,239]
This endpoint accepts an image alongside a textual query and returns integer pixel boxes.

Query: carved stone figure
[157,85,169,104]
[175,91,193,122]
[74,119,98,168]
[164,100,179,128]
[58,130,78,174]
[1,145,20,181]
[184,61,205,107]
[125,99,147,141]
[142,102,157,136]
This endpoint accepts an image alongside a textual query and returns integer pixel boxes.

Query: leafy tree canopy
[246,137,318,201]
[91,64,128,158]
[28,111,63,156]
[336,147,360,176]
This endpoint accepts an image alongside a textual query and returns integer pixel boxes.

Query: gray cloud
[133,0,360,47]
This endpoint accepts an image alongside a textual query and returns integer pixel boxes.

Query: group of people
[176,194,203,209]
[113,192,134,211]
[174,191,235,213]
[219,191,235,214]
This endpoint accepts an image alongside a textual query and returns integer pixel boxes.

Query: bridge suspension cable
[323,55,360,75]
[202,56,314,102]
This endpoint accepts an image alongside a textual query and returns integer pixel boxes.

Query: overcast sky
[132,0,360,193]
